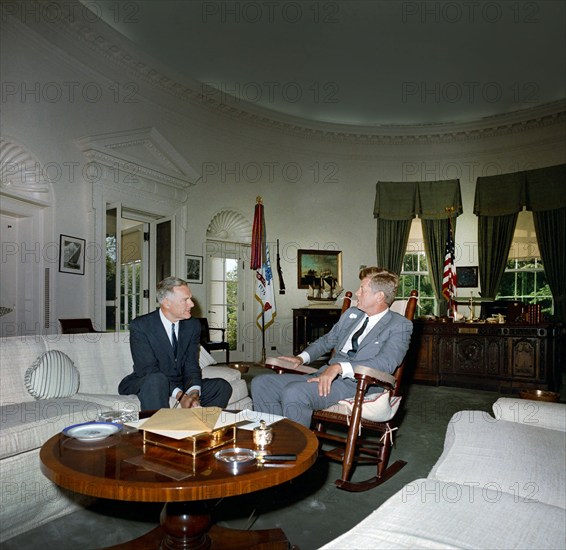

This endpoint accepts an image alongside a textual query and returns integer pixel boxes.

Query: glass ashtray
[214,447,256,465]
[97,410,139,424]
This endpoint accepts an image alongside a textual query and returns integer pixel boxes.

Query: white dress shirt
[159,310,200,400]
[299,308,389,379]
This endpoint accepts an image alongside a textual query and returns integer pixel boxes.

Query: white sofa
[322,397,566,549]
[0,332,251,543]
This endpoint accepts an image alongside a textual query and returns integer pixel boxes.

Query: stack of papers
[127,408,285,440]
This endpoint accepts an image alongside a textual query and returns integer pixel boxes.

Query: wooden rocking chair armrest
[353,365,396,390]
[264,356,317,375]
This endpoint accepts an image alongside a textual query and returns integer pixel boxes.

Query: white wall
[1,9,565,347]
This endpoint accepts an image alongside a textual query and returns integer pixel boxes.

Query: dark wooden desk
[292,306,341,356]
[40,418,318,549]
[408,320,564,393]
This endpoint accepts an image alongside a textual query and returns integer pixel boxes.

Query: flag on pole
[251,197,276,331]
[442,222,457,315]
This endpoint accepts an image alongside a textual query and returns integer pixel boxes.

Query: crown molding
[7,1,566,145]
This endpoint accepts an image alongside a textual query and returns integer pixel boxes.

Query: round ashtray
[229,363,250,373]
[214,447,256,465]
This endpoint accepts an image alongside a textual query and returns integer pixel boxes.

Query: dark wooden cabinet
[408,320,563,393]
[292,307,342,356]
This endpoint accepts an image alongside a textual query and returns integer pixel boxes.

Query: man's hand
[176,390,201,408]
[278,355,303,368]
[307,363,341,397]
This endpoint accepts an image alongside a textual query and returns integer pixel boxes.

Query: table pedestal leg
[105,501,290,550]
[160,502,212,549]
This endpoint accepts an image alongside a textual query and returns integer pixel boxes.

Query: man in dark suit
[252,267,413,427]
[118,276,232,410]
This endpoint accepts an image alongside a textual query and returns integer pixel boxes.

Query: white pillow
[25,350,80,399]
[199,346,217,368]
[338,390,402,422]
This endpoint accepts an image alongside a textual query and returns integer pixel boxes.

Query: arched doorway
[205,209,257,362]
[0,138,54,336]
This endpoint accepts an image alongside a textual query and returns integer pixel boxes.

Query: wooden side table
[40,418,318,549]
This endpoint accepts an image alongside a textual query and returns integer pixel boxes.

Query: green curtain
[375,180,462,220]
[474,172,526,216]
[374,180,462,277]
[422,218,453,316]
[475,164,566,317]
[376,218,412,273]
[478,214,518,299]
[474,165,566,215]
[533,207,566,322]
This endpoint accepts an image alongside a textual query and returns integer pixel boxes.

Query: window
[497,211,553,317]
[208,255,238,351]
[398,251,436,316]
[397,220,436,316]
[498,259,552,316]
[121,260,142,330]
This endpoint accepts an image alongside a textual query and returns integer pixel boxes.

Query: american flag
[442,223,457,314]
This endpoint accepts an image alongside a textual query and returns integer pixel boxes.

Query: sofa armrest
[493,397,566,432]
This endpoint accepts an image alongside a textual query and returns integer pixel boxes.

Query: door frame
[100,200,176,331]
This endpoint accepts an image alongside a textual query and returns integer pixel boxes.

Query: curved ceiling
[86,0,566,127]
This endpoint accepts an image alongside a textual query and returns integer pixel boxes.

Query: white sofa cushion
[428,410,566,510]
[199,346,217,367]
[0,337,47,404]
[0,398,104,459]
[24,350,80,399]
[320,478,566,549]
[493,397,566,432]
[45,333,134,395]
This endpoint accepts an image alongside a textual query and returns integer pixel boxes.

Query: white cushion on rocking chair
[335,391,402,423]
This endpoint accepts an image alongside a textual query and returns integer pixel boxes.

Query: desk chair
[196,317,230,364]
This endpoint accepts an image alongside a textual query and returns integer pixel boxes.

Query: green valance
[374,180,462,220]
[474,164,566,216]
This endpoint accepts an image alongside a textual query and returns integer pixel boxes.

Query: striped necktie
[347,316,369,358]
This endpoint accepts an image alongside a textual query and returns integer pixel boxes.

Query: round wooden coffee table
[40,417,318,549]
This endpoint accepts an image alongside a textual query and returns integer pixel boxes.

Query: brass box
[143,425,236,456]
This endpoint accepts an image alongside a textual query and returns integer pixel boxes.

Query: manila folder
[140,407,223,439]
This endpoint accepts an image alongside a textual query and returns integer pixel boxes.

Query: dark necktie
[347,316,369,358]
[171,323,178,358]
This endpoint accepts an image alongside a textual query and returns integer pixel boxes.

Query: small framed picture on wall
[59,234,85,275]
[186,254,203,284]
[456,266,479,288]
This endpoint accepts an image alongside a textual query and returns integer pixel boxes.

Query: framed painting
[456,266,478,288]
[297,249,342,290]
[186,254,203,284]
[59,234,85,275]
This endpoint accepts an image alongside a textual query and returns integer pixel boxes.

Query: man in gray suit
[252,267,412,427]
[118,276,232,410]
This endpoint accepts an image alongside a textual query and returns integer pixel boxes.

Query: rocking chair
[265,289,418,492]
